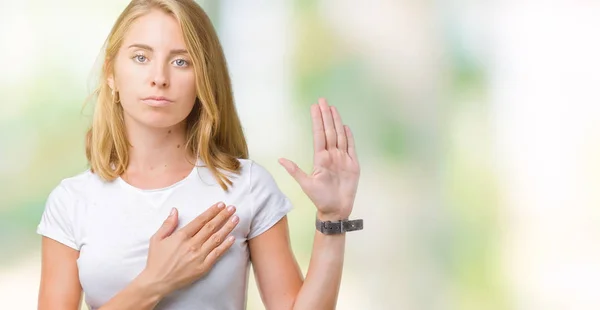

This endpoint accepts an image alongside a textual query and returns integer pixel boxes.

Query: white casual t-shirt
[36,159,293,310]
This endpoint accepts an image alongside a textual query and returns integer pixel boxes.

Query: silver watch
[315,217,364,235]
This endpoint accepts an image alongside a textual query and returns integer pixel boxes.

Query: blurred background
[1,0,600,309]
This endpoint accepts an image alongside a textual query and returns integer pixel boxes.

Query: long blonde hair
[85,0,248,191]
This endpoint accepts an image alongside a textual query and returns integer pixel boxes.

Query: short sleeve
[36,183,79,250]
[247,161,294,239]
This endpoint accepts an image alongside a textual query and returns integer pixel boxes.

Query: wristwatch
[315,217,364,235]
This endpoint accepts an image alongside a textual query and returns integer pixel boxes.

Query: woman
[36,0,362,309]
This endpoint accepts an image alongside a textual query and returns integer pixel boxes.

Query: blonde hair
[85,0,248,191]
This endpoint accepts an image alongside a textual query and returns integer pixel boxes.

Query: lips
[141,96,173,107]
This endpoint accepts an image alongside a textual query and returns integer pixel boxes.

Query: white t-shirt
[36,159,293,310]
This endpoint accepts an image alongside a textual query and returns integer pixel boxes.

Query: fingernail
[218,202,225,209]
[227,236,235,242]
[227,205,235,212]
[170,208,176,216]
[231,215,239,223]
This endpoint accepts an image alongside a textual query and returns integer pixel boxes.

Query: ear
[105,59,116,92]
[107,75,115,92]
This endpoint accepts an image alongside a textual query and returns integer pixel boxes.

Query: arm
[292,213,346,310]
[265,98,360,310]
[97,273,164,310]
[38,237,83,310]
[249,215,345,310]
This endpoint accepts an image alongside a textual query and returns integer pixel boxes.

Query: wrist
[315,213,363,235]
[134,270,168,303]
[317,211,349,222]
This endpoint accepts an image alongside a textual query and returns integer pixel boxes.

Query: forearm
[98,272,166,310]
[292,229,346,310]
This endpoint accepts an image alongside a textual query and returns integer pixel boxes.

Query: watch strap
[315,218,364,234]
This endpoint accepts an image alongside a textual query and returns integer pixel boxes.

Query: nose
[151,63,169,88]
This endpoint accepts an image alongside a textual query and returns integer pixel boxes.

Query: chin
[122,105,193,129]
[142,116,186,129]
[126,111,187,129]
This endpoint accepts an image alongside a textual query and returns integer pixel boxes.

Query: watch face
[316,219,342,234]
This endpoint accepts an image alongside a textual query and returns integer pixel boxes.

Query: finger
[345,125,358,161]
[318,98,337,150]
[152,208,179,241]
[178,202,225,238]
[202,235,235,268]
[190,205,237,245]
[330,106,347,151]
[311,104,326,152]
[278,158,309,188]
[198,212,239,257]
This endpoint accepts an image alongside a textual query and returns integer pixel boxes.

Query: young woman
[37,1,362,309]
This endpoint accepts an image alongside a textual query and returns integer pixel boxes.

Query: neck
[124,118,194,174]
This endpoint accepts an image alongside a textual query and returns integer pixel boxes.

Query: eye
[173,58,189,67]
[133,54,147,63]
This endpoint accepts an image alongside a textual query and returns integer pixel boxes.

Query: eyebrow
[128,43,188,55]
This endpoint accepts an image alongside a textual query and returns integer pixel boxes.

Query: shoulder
[235,158,278,187]
[199,158,281,196]
[235,159,288,203]
[50,168,101,200]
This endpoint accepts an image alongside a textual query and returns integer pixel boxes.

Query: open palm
[279,98,360,220]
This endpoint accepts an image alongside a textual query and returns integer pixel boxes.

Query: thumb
[154,207,179,240]
[278,158,309,188]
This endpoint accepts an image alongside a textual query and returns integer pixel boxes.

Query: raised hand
[279,98,360,220]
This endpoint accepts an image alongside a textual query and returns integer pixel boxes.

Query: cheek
[115,62,144,102]
[173,72,197,107]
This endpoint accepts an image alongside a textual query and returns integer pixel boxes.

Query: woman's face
[109,9,197,129]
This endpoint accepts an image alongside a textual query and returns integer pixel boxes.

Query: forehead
[122,9,187,49]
